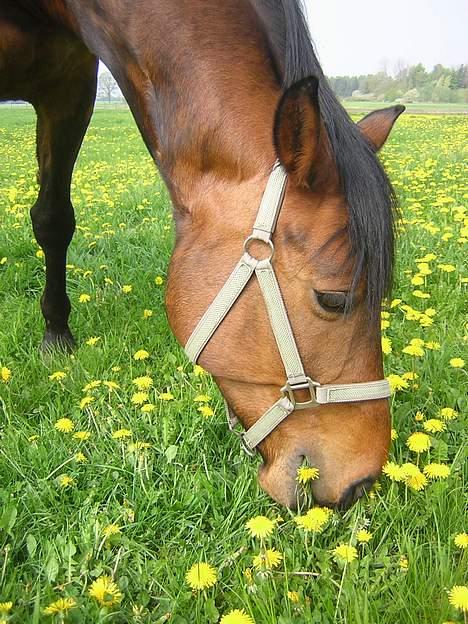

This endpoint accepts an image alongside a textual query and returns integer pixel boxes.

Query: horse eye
[315,290,350,313]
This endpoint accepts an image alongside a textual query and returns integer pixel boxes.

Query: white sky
[304,0,468,76]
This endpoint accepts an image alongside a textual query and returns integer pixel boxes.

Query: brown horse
[0,0,404,508]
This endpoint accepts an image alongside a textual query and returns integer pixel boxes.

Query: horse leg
[29,50,97,351]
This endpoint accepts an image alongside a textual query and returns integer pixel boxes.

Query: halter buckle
[281,377,319,409]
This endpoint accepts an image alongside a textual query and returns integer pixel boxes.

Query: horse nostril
[338,475,376,510]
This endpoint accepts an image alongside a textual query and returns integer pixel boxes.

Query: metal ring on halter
[243,235,275,262]
[281,377,320,409]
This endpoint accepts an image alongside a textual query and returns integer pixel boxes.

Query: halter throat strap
[184,161,390,454]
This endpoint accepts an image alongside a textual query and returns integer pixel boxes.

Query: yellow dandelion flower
[356,529,373,543]
[454,533,468,549]
[449,358,465,368]
[296,466,320,484]
[102,524,121,537]
[411,275,424,286]
[79,396,95,410]
[243,567,253,585]
[294,507,332,533]
[58,474,75,488]
[132,376,153,390]
[412,290,430,299]
[387,374,409,392]
[220,609,255,624]
[49,371,67,381]
[185,562,217,590]
[198,405,214,417]
[391,428,398,440]
[417,262,431,275]
[423,463,450,480]
[402,344,425,357]
[103,380,120,390]
[86,336,101,346]
[159,392,174,401]
[382,461,406,482]
[133,349,150,360]
[75,452,87,463]
[425,341,440,350]
[89,575,122,606]
[78,293,91,303]
[128,441,151,453]
[141,403,155,413]
[406,432,431,453]
[193,364,206,376]
[112,429,132,439]
[333,544,358,563]
[381,336,392,355]
[439,407,457,421]
[448,585,468,612]
[438,264,456,272]
[83,380,101,392]
[423,419,446,433]
[402,371,418,380]
[0,603,12,613]
[43,597,76,615]
[131,392,148,405]
[381,319,390,329]
[193,394,212,402]
[246,515,275,539]
[252,548,283,570]
[143,309,153,319]
[288,591,300,603]
[390,298,402,308]
[419,314,433,327]
[402,464,427,491]
[1,366,11,383]
[414,411,425,421]
[122,284,132,293]
[54,418,74,433]
[73,431,91,441]
[399,555,409,570]
[154,276,164,285]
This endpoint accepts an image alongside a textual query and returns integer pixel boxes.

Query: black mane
[252,0,396,314]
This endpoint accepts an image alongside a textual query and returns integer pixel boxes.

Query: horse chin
[257,454,304,509]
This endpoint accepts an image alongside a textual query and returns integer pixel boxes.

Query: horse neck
[53,0,281,213]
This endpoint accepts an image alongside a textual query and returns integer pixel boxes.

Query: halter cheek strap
[184,161,391,455]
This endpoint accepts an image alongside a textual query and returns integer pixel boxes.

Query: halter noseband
[184,161,390,456]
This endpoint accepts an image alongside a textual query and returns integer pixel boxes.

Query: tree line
[97,63,468,105]
[328,63,468,103]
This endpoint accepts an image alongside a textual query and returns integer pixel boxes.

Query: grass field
[343,101,468,115]
[0,107,466,623]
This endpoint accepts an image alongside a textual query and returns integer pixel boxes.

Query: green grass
[0,107,467,623]
[343,100,468,115]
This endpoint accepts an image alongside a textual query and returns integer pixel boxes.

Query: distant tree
[98,71,119,103]
[407,63,428,89]
[328,61,466,104]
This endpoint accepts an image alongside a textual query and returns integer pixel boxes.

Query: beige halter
[185,161,390,455]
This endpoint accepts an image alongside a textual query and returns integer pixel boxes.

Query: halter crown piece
[185,161,391,456]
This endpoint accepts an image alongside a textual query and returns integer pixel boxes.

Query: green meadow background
[0,106,466,623]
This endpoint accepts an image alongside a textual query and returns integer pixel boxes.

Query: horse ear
[357,105,405,151]
[273,76,325,187]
